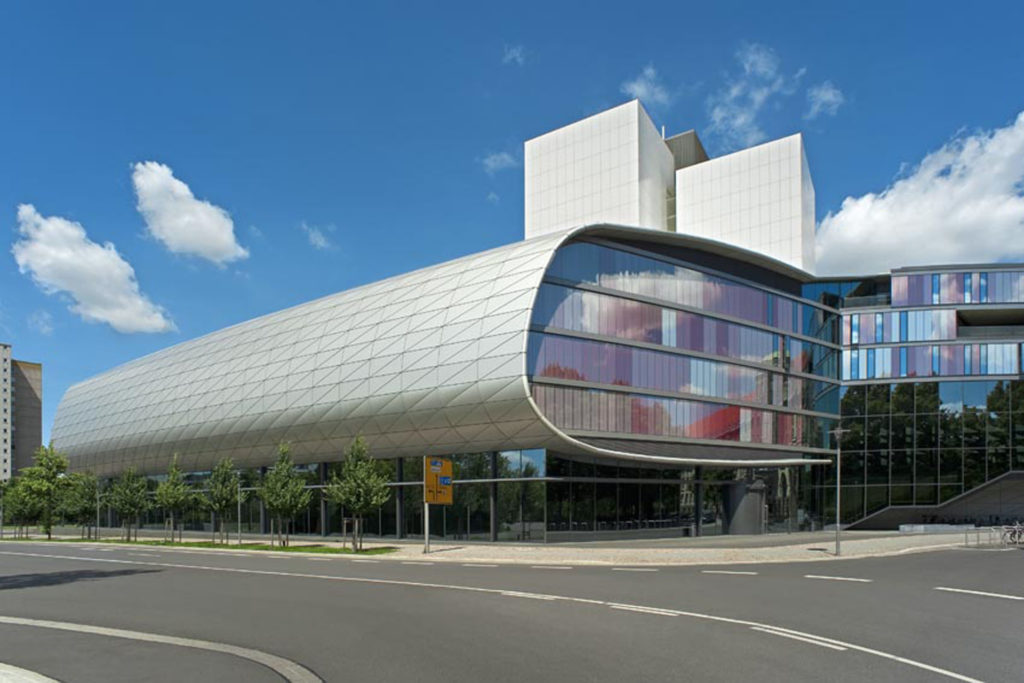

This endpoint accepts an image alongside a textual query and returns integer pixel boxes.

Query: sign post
[423,456,453,554]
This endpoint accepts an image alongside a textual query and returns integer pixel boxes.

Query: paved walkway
[26,527,976,567]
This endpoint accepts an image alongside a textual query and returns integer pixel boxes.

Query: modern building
[1,343,43,480]
[50,101,1024,538]
[524,100,816,272]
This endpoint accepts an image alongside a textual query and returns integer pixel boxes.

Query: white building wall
[1,344,11,481]
[637,110,675,231]
[674,134,816,273]
[524,100,671,239]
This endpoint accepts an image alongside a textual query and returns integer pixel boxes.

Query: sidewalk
[26,527,973,567]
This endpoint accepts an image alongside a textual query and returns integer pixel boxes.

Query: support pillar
[319,463,328,537]
[395,459,405,539]
[694,466,704,538]
[489,452,498,542]
[259,466,268,534]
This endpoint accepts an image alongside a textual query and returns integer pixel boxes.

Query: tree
[155,456,192,543]
[257,444,311,547]
[325,436,390,551]
[109,468,151,541]
[204,458,244,544]
[58,472,99,540]
[19,443,69,539]
[4,478,41,538]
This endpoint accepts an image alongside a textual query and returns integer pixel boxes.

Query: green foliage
[3,478,41,535]
[326,436,390,517]
[203,457,245,543]
[58,471,99,536]
[19,443,69,539]
[108,468,151,541]
[155,456,193,542]
[325,436,390,550]
[257,444,312,546]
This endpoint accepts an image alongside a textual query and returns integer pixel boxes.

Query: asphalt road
[0,541,1019,682]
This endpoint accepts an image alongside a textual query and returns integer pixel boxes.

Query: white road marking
[305,557,332,561]
[530,565,571,570]
[401,561,434,566]
[702,570,758,576]
[0,615,319,682]
[0,661,60,682]
[934,586,1024,601]
[751,626,848,651]
[501,591,557,601]
[804,575,873,583]
[351,559,379,564]
[609,604,678,616]
[462,564,498,568]
[128,553,160,558]
[0,549,982,683]
[612,567,658,572]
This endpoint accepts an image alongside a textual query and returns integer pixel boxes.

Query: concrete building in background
[524,100,816,272]
[1,343,43,480]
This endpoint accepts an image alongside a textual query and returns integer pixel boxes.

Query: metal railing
[962,525,1024,548]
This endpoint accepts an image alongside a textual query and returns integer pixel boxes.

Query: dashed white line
[462,563,498,568]
[530,565,572,570]
[935,586,1024,601]
[612,567,658,572]
[804,574,873,583]
[751,626,848,651]
[702,570,758,576]
[609,604,678,617]
[351,559,379,564]
[501,591,557,601]
[401,561,434,566]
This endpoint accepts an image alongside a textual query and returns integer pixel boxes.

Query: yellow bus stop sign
[424,456,453,505]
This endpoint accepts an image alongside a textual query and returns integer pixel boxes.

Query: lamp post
[830,426,850,556]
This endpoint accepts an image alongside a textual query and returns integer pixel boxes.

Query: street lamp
[830,426,850,556]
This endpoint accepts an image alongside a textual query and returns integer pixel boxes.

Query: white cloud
[502,44,525,66]
[300,222,333,250]
[486,191,500,204]
[620,64,671,109]
[816,111,1024,274]
[12,205,174,334]
[706,43,804,151]
[481,152,518,175]
[27,310,54,336]
[805,81,845,120]
[132,161,248,265]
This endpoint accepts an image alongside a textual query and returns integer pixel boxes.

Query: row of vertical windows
[531,384,834,449]
[843,309,957,345]
[547,241,839,343]
[892,271,1024,307]
[533,284,839,380]
[842,344,1020,380]
[527,332,839,413]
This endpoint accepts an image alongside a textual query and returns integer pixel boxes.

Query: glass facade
[892,270,1024,307]
[825,380,1024,524]
[530,239,839,459]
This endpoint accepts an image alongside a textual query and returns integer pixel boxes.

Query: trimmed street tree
[204,457,244,544]
[20,443,69,539]
[58,471,99,539]
[155,456,192,543]
[5,478,41,538]
[258,444,311,547]
[325,436,390,551]
[109,468,151,541]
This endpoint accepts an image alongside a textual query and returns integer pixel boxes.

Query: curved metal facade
[53,225,837,476]
[53,232,568,475]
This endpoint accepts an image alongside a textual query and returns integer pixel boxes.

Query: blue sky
[2,1,1024,441]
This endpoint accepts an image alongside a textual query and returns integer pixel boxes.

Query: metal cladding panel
[52,233,569,476]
